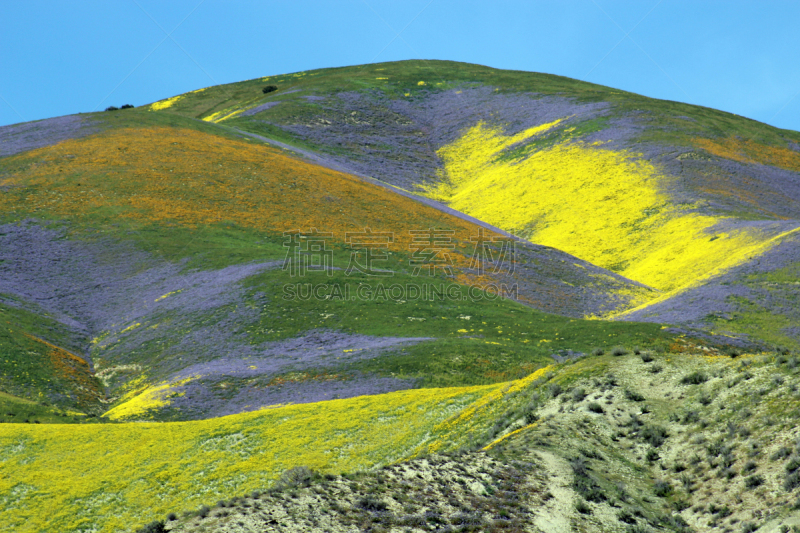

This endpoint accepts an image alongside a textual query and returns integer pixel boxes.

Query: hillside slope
[2,61,800,533]
[0,106,661,421]
[149,59,800,347]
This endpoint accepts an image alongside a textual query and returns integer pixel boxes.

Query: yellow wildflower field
[424,120,790,295]
[0,377,532,533]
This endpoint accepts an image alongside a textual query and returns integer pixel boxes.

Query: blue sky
[2,0,799,131]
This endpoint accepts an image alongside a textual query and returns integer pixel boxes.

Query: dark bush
[624,389,645,402]
[580,447,605,461]
[744,474,764,489]
[785,471,800,491]
[570,456,606,502]
[570,456,589,477]
[611,346,629,356]
[105,106,119,111]
[591,348,604,356]
[741,461,757,474]
[587,402,604,414]
[357,496,388,512]
[706,439,728,458]
[640,352,654,363]
[653,480,672,497]
[721,468,737,480]
[648,364,663,374]
[136,520,166,533]
[279,465,315,488]
[166,512,177,521]
[787,456,800,473]
[741,522,758,533]
[682,410,700,424]
[548,383,562,398]
[772,447,792,461]
[575,500,592,514]
[678,474,693,492]
[681,371,709,385]
[572,387,587,402]
[661,513,688,528]
[121,104,134,109]
[726,347,741,358]
[646,449,660,462]
[673,499,690,511]
[197,505,210,518]
[720,452,736,469]
[262,85,278,94]
[641,425,669,447]
[715,505,732,517]
[618,510,636,524]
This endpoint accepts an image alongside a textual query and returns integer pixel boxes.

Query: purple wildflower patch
[0,220,438,417]
[241,102,282,117]
[163,372,417,420]
[0,115,99,157]
[242,86,609,191]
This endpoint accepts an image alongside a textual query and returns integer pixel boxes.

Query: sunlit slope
[0,125,484,252]
[0,369,550,533]
[423,120,799,294]
[141,59,800,303]
[0,120,647,314]
[1,118,662,421]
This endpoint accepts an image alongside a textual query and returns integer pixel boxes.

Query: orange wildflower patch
[0,127,501,266]
[696,137,800,172]
[22,334,104,408]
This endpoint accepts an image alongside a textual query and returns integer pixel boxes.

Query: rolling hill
[1,60,800,532]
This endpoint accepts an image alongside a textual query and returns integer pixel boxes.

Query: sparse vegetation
[653,480,672,497]
[744,474,764,489]
[681,371,709,385]
[640,425,669,447]
[625,389,645,402]
[587,401,604,413]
